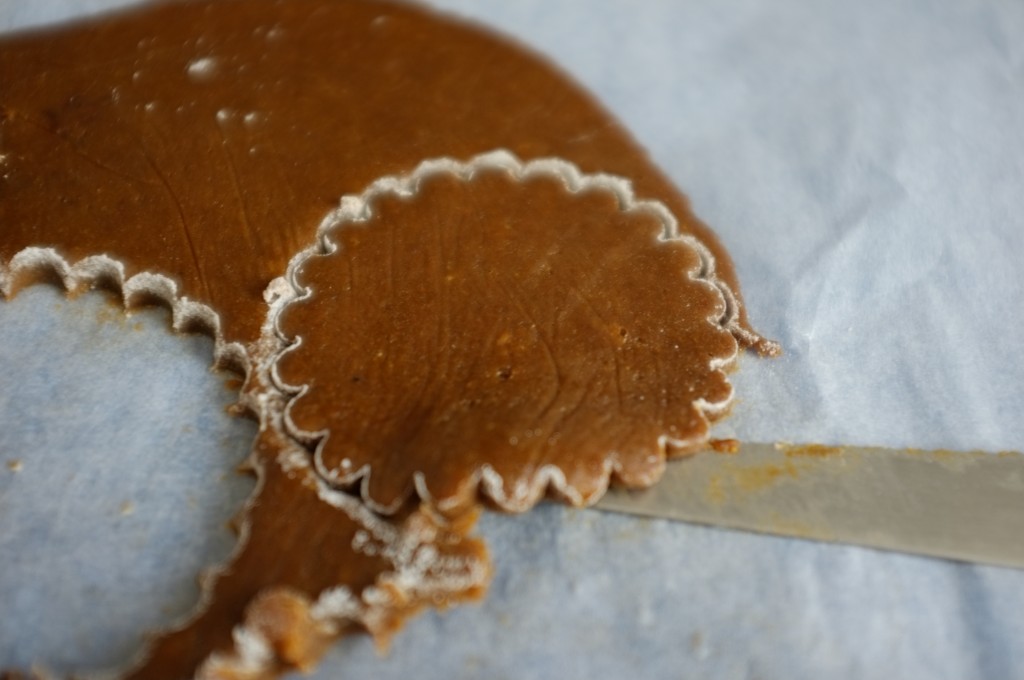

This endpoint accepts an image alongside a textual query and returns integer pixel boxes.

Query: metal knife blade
[595,442,1024,569]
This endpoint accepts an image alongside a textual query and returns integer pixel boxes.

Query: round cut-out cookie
[274,155,739,514]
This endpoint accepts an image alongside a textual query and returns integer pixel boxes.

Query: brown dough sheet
[0,0,770,353]
[0,0,777,675]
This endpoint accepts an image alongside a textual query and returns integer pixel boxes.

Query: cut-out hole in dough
[0,286,256,675]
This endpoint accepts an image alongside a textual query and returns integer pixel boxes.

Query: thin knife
[596,442,1024,569]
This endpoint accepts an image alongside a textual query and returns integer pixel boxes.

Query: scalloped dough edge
[266,149,762,516]
[0,248,250,376]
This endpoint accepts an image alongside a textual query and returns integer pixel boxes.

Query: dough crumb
[6,459,22,473]
[709,438,740,454]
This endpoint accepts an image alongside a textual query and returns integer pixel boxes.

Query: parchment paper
[1,1,1022,678]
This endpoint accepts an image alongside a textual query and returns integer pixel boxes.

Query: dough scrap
[122,427,490,680]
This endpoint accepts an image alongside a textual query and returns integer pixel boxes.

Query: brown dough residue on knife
[274,157,738,515]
